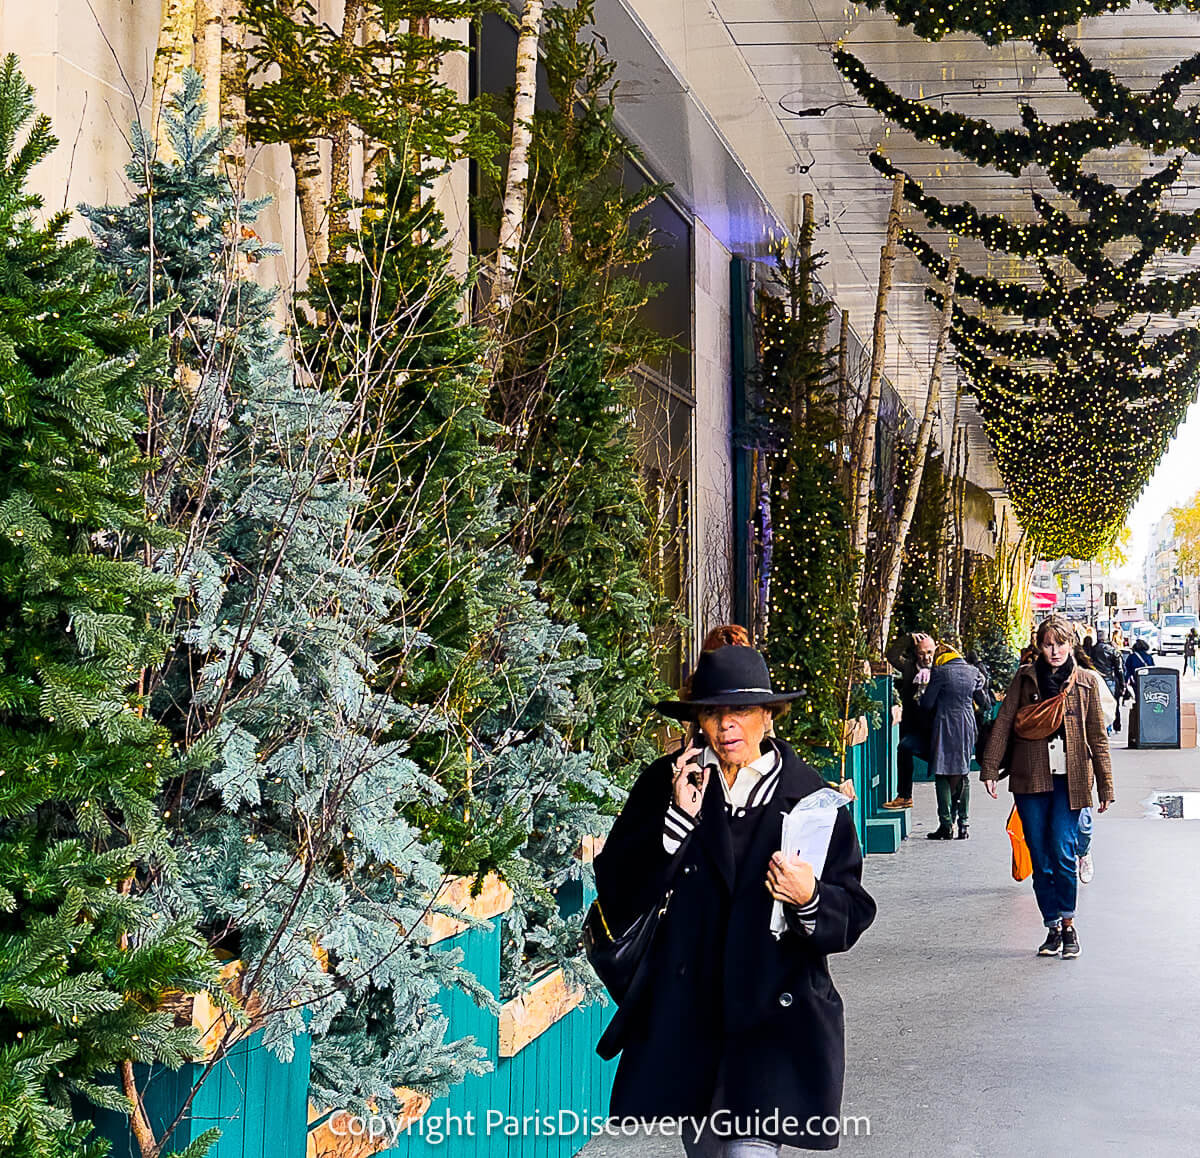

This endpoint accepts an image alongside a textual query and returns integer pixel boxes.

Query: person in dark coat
[593,643,876,1154]
[1124,636,1153,684]
[921,644,986,840]
[881,631,935,809]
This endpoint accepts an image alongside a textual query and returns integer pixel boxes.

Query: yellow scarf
[934,649,963,666]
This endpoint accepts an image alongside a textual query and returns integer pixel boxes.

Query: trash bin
[1130,666,1181,750]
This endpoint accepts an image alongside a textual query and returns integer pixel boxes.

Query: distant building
[1143,514,1195,617]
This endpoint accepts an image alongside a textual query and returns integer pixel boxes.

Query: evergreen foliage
[302,160,619,993]
[0,56,213,1158]
[963,556,1021,691]
[488,0,681,784]
[754,241,870,760]
[84,76,500,1118]
[240,0,502,178]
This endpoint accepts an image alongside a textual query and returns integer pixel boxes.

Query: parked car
[1159,612,1199,655]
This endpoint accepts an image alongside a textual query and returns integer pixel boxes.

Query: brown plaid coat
[979,664,1115,809]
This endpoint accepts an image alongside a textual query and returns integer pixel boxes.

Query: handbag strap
[1013,668,1077,740]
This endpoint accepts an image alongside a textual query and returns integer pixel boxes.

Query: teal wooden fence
[87,1029,311,1158]
[813,675,904,851]
[90,888,618,1158]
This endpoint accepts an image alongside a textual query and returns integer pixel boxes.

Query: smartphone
[684,724,705,787]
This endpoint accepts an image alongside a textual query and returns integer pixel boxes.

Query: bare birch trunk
[194,0,222,128]
[793,192,814,436]
[292,140,327,269]
[285,0,327,269]
[493,0,543,313]
[153,0,198,162]
[836,308,850,469]
[328,0,365,254]
[221,0,247,182]
[876,258,958,652]
[939,384,963,593]
[850,174,905,613]
[952,434,970,635]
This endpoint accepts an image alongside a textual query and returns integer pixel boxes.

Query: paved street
[582,660,1200,1156]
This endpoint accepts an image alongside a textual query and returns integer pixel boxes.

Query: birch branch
[220,0,247,182]
[850,173,905,613]
[876,257,958,652]
[194,0,223,129]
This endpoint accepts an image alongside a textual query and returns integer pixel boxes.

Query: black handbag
[582,887,673,1002]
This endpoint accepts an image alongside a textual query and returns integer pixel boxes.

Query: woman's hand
[766,851,816,907]
[983,778,998,799]
[1098,799,1113,813]
[837,778,856,801]
[671,743,708,817]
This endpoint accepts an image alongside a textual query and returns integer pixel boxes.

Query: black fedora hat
[655,646,803,721]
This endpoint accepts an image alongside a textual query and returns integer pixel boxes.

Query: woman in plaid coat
[979,615,1115,959]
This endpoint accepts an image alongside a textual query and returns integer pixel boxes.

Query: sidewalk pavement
[582,664,1200,1157]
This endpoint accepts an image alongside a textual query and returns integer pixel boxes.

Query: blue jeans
[1077,807,1093,857]
[1014,777,1081,926]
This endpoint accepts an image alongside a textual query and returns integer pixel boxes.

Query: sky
[1110,397,1200,583]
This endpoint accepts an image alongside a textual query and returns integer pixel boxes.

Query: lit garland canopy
[857,0,1200,44]
[835,2,1200,556]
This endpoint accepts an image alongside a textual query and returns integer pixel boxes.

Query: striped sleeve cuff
[663,802,698,854]
[785,885,821,935]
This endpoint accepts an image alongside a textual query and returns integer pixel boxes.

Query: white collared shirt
[705,745,782,813]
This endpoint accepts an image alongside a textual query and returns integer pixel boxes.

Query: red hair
[701,623,751,650]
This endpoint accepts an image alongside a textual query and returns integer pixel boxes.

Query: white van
[1159,612,1199,655]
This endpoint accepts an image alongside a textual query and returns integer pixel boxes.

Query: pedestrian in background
[882,631,935,810]
[980,615,1115,959]
[1072,644,1115,885]
[921,643,987,840]
[1185,628,1198,677]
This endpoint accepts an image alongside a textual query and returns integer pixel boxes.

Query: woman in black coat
[593,643,876,1154]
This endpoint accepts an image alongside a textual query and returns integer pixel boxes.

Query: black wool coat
[593,738,876,1150]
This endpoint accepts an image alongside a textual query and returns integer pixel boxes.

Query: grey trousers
[681,1129,780,1158]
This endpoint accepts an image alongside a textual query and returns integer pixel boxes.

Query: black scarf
[1034,654,1074,743]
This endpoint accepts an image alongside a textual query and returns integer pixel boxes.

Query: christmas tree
[755,236,869,759]
[488,0,681,784]
[85,76,499,1121]
[889,449,949,646]
[0,56,213,1158]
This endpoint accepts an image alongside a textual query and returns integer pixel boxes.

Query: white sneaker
[1078,852,1094,884]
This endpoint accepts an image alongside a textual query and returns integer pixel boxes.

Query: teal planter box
[87,1030,311,1158]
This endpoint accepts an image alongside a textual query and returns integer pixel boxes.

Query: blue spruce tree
[84,76,498,1121]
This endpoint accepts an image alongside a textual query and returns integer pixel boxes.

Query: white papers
[770,788,853,938]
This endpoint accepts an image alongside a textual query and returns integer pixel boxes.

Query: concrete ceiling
[606,0,1200,497]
